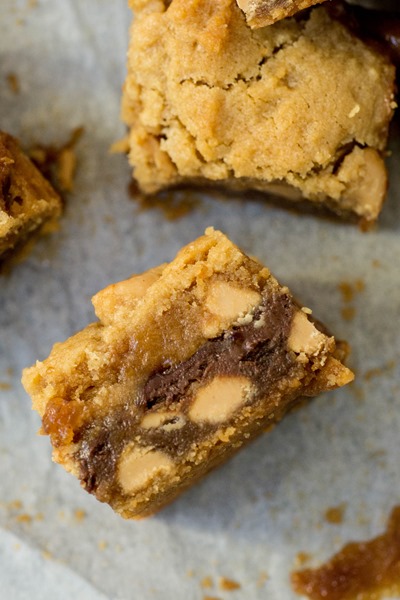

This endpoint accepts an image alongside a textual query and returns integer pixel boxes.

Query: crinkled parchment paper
[0,1,399,599]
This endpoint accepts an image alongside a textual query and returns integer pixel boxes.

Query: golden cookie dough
[122,0,395,224]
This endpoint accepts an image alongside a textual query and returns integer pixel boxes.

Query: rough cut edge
[236,0,326,27]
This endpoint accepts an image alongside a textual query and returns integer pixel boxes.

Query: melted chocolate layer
[140,291,295,409]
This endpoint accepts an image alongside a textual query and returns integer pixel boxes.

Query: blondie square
[236,0,325,27]
[0,131,61,264]
[122,0,395,224]
[22,229,353,519]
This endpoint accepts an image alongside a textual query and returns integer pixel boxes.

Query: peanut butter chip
[118,446,174,494]
[189,376,252,424]
[205,281,261,321]
[287,311,326,355]
[140,411,185,430]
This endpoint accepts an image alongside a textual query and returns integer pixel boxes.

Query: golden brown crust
[0,131,62,263]
[122,1,395,224]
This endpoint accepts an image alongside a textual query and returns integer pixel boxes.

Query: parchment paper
[1,2,399,599]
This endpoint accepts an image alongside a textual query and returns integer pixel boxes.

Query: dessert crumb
[324,504,346,525]
[338,279,365,303]
[201,576,213,589]
[295,552,312,568]
[6,72,20,94]
[340,306,355,321]
[74,509,86,522]
[219,577,241,591]
[364,360,395,381]
[256,570,269,587]
[16,513,32,524]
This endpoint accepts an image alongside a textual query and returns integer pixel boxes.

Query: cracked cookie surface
[22,228,353,519]
[122,0,395,224]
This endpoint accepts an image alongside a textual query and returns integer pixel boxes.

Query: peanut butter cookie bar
[22,229,354,519]
[0,131,61,264]
[236,0,325,28]
[122,0,395,224]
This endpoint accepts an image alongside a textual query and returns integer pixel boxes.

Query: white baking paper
[1,1,399,599]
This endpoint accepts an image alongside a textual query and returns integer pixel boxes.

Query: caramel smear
[291,506,400,600]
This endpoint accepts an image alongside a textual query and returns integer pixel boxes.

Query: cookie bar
[122,0,395,224]
[236,0,325,28]
[22,228,354,519]
[0,131,61,264]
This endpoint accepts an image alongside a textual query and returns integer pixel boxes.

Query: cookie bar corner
[0,131,62,265]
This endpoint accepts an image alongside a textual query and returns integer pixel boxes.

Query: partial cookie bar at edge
[0,131,62,265]
[122,0,395,225]
[236,0,326,28]
[22,228,354,519]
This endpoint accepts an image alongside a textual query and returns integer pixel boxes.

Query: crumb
[109,136,129,154]
[14,543,21,551]
[364,360,395,381]
[372,259,382,268]
[186,569,195,578]
[219,577,241,591]
[201,577,213,589]
[0,382,11,390]
[340,307,356,321]
[16,513,32,524]
[324,504,346,525]
[256,570,269,587]
[42,550,52,560]
[350,385,365,402]
[6,73,20,94]
[338,280,365,303]
[8,500,23,511]
[74,509,86,522]
[203,597,221,600]
[35,512,44,521]
[294,553,312,568]
[57,147,76,192]
[98,540,107,551]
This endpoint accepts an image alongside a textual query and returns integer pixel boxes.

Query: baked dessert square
[236,0,325,28]
[22,228,354,519]
[122,0,395,224]
[0,131,62,265]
